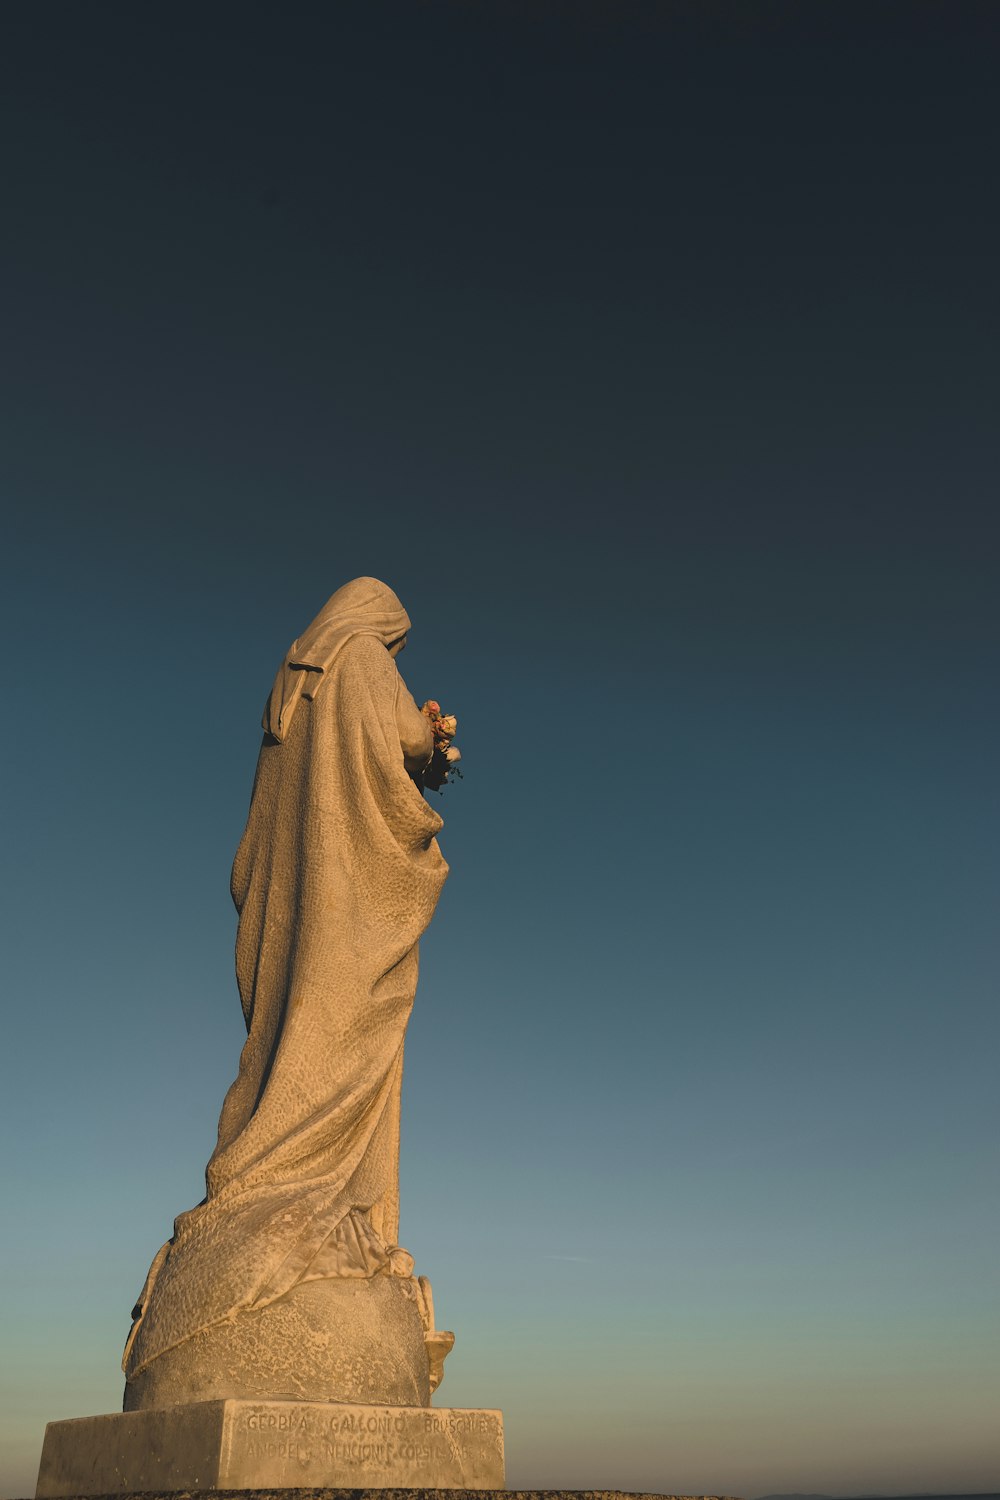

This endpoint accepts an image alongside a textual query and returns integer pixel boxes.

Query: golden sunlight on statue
[123,578,456,1410]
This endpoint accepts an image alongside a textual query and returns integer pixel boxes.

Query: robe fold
[124,606,447,1379]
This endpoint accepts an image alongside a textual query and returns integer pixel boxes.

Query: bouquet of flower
[420,700,462,791]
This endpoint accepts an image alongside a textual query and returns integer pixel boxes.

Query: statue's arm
[340,633,434,779]
[395,683,434,777]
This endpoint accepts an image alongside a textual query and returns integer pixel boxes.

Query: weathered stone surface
[35,1402,505,1497]
[33,584,503,1500]
[124,1278,431,1411]
[32,1492,738,1500]
[124,581,455,1409]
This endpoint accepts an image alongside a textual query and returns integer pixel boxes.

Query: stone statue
[122,577,456,1411]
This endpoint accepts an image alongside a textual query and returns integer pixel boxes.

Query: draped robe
[124,618,447,1379]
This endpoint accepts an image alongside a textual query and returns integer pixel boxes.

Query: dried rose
[437,715,457,738]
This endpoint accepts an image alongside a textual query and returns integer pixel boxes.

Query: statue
[123,577,456,1410]
[36,579,503,1494]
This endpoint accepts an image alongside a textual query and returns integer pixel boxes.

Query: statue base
[35,1399,505,1495]
[124,1276,449,1411]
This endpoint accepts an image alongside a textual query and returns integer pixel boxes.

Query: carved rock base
[125,1277,442,1412]
[35,1399,506,1495]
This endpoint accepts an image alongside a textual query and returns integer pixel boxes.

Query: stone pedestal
[35,1399,505,1496]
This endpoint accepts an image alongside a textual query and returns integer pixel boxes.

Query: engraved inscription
[423,1412,495,1435]
[245,1439,313,1462]
[239,1408,436,1471]
[231,1405,502,1483]
[243,1409,313,1462]
[327,1411,409,1436]
[319,1439,431,1468]
[246,1411,310,1431]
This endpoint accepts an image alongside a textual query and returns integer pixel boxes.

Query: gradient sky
[1,5,998,1498]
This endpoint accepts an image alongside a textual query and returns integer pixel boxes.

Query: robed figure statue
[123,578,454,1411]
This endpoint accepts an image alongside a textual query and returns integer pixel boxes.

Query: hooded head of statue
[263,577,411,742]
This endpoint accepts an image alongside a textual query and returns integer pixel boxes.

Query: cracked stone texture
[123,582,452,1412]
[35,1404,505,1496]
[31,1491,740,1500]
[124,1279,432,1411]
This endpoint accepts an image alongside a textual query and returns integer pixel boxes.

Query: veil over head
[263,576,411,741]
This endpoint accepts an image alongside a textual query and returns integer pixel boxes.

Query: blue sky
[1,5,998,1497]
